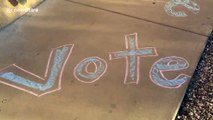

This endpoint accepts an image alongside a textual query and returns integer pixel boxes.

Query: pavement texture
[66,0,213,36]
[176,31,213,120]
[0,0,212,120]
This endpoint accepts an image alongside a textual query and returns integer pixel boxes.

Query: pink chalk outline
[109,33,158,85]
[149,56,191,89]
[73,56,108,84]
[0,44,74,97]
[85,62,98,74]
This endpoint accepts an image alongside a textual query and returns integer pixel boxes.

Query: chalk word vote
[164,0,200,17]
[0,33,191,97]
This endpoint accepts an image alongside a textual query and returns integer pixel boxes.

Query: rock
[176,31,213,120]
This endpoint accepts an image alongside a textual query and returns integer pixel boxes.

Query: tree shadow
[8,0,27,7]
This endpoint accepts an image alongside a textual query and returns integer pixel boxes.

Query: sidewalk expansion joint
[65,0,209,38]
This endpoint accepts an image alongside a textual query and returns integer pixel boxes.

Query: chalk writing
[149,56,190,88]
[164,0,200,17]
[0,44,74,97]
[109,33,158,84]
[0,33,192,97]
[73,57,107,83]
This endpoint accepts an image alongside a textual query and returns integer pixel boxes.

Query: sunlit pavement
[0,0,43,28]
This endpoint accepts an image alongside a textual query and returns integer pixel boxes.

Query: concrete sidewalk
[65,0,213,36]
[0,0,43,29]
[0,0,212,120]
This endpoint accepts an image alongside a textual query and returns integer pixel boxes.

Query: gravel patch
[176,31,213,120]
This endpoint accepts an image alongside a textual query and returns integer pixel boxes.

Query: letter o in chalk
[73,57,107,83]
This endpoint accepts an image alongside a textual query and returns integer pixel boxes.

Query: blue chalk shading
[0,46,70,91]
[151,57,189,88]
[130,56,136,80]
[164,0,200,17]
[111,37,156,81]
[75,58,106,80]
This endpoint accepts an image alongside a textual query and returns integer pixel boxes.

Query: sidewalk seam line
[65,0,208,37]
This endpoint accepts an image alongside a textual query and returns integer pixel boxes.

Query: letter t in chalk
[0,44,74,97]
[109,33,158,84]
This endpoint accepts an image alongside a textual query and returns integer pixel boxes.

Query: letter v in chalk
[0,44,74,97]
